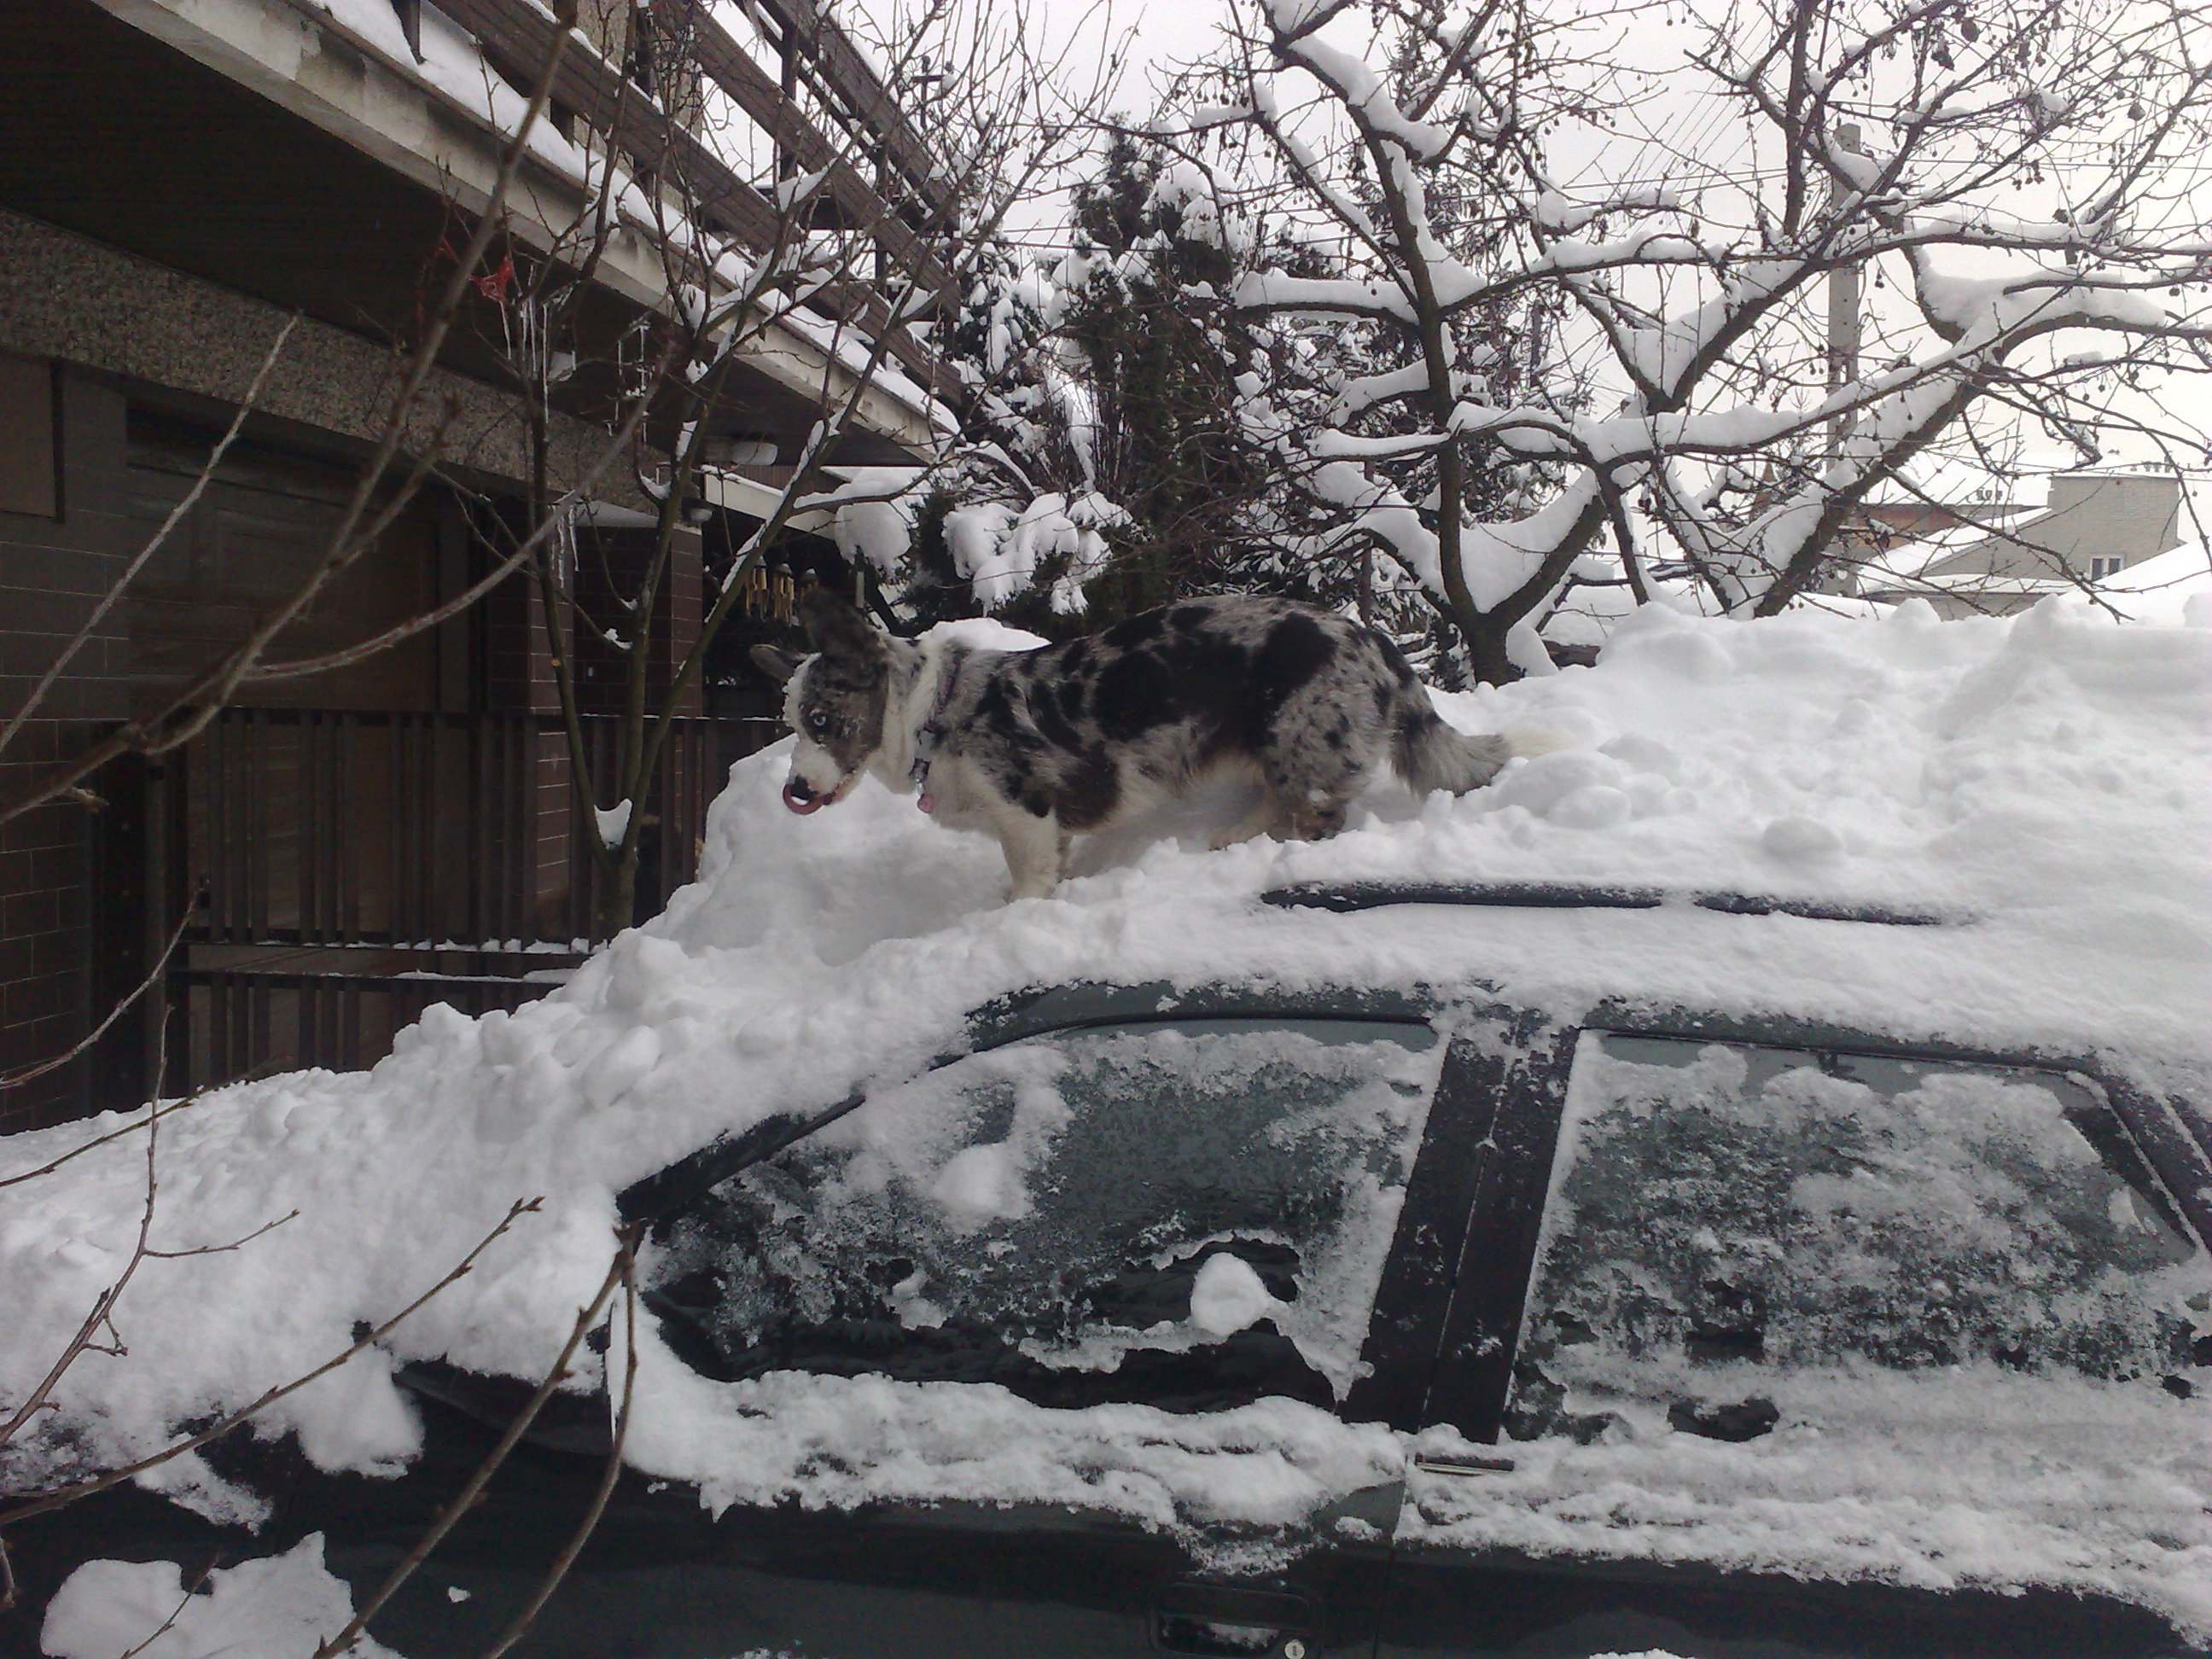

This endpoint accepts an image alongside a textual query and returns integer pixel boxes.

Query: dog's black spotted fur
[754,591,1528,900]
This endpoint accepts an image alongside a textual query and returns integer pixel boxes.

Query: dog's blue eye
[806,711,830,731]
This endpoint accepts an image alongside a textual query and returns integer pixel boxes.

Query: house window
[0,352,59,519]
[2089,556,2125,581]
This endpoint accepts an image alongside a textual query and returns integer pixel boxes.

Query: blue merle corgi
[752,590,1543,900]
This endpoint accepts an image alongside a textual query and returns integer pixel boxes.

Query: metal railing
[421,0,961,397]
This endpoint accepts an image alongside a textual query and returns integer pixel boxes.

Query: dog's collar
[908,655,959,788]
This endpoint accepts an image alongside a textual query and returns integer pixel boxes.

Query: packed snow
[3,594,2209,1635]
[41,1534,396,1659]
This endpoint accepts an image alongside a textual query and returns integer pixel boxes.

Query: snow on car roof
[4,595,2209,1626]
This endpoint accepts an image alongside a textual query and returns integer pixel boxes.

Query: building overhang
[1,0,940,467]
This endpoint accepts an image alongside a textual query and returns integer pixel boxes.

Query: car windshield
[646,1016,1444,1413]
[1509,1033,2209,1442]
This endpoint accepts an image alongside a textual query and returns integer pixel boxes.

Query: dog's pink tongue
[783,779,829,815]
[918,793,934,815]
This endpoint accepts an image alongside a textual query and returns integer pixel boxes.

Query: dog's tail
[1393,707,1569,795]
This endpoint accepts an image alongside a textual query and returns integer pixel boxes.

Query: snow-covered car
[5,600,2209,1658]
[15,890,2212,1659]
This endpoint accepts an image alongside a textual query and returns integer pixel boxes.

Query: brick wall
[0,370,140,1129]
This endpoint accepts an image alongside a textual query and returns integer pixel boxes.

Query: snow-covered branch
[1160,0,2212,672]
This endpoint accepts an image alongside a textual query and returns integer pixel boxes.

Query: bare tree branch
[306,1227,634,1659]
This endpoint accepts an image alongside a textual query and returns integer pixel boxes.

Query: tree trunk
[595,841,637,942]
[1457,609,1521,686]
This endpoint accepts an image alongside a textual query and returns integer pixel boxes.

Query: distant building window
[2089,556,2125,581]
[0,353,59,519]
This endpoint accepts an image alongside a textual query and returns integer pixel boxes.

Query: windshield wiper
[1262,882,1956,927]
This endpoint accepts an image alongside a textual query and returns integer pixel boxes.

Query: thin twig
[475,1228,642,1659]
[145,1208,300,1260]
[0,878,204,1095]
[0,2,582,829]
[0,1063,283,1193]
[114,1559,218,1659]
[307,1232,633,1659]
[0,1080,171,1450]
[242,358,669,684]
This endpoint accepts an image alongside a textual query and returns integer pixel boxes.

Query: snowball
[1762,816,1844,864]
[1548,785,1633,831]
[1189,1252,1278,1337]
[928,1141,1033,1228]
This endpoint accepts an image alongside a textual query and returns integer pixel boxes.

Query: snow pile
[42,1534,396,1659]
[622,1353,1403,1540]
[2,596,2209,1626]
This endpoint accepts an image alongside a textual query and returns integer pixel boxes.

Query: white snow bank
[3,597,2209,1618]
[42,1534,399,1659]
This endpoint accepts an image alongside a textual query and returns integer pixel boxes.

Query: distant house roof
[2095,539,2212,626]
[1865,471,2192,612]
[1867,518,2030,582]
[1918,472,2183,581]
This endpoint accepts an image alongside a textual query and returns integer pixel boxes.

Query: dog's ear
[799,587,885,667]
[749,643,804,688]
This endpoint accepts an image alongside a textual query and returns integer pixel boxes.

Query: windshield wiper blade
[1261,882,1955,927]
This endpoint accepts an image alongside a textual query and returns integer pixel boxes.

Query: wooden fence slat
[170,708,764,1091]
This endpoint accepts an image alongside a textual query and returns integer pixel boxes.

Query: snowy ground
[5,595,2211,1654]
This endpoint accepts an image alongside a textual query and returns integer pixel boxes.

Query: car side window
[1508,1033,2209,1444]
[648,1017,1444,1415]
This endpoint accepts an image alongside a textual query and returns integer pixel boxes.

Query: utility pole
[1826,122,1866,458]
[1825,122,1868,595]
